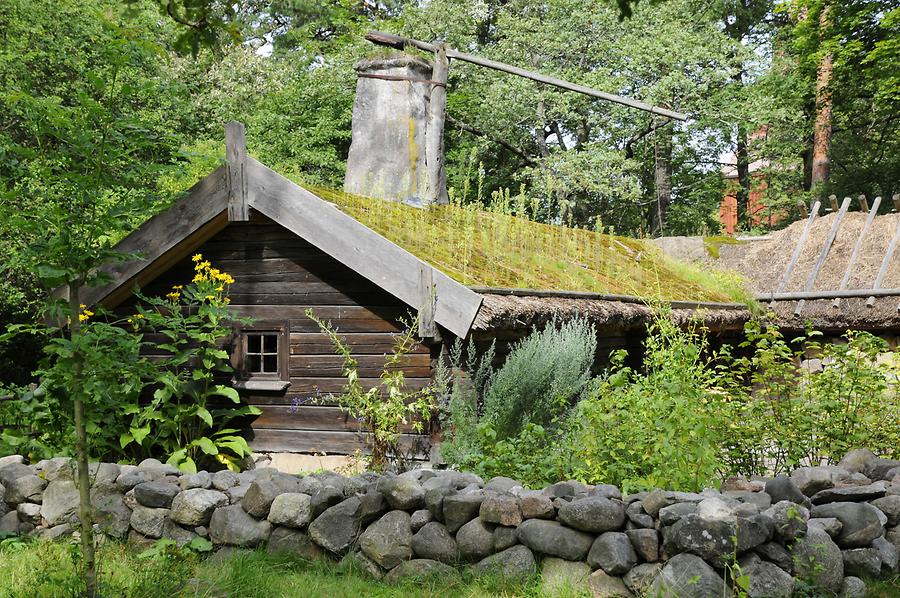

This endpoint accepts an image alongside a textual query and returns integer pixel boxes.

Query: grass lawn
[1,538,897,597]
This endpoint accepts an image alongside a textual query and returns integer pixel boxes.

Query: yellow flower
[78,313,89,322]
[172,285,183,290]
[205,295,215,301]
[166,291,181,301]
[192,273,204,283]
[215,285,224,292]
[192,254,203,262]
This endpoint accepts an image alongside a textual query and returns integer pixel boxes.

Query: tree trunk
[68,282,96,597]
[735,122,751,229]
[810,5,834,189]
[650,121,673,236]
[425,44,449,205]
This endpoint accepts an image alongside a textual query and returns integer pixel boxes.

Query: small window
[235,322,288,381]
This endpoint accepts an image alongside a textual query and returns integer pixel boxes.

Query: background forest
[1,0,898,385]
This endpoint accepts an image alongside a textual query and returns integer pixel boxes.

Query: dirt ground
[716,212,900,294]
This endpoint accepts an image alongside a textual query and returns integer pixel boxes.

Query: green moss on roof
[310,187,753,305]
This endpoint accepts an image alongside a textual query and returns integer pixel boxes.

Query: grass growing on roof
[311,186,753,304]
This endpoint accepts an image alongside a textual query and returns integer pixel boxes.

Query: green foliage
[438,319,596,487]
[573,314,735,493]
[724,321,900,475]
[482,318,597,440]
[126,256,258,472]
[306,309,436,471]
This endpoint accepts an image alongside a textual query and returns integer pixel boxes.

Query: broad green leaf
[119,433,134,449]
[195,406,213,427]
[195,436,218,455]
[210,385,240,403]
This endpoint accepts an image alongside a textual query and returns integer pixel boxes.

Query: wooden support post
[867,215,900,307]
[828,194,839,211]
[418,265,437,339]
[425,44,449,205]
[858,194,868,213]
[226,121,249,222]
[795,196,850,316]
[833,196,881,308]
[894,194,900,212]
[774,200,820,298]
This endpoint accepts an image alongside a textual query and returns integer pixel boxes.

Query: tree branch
[446,115,536,166]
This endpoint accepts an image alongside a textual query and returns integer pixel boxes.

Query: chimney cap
[354,54,432,75]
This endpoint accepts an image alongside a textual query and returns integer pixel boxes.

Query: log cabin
[72,123,754,459]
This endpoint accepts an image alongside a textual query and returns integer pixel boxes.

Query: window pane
[263,354,278,373]
[247,355,261,373]
[264,334,278,353]
[247,334,261,353]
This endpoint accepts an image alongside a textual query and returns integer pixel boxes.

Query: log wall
[130,213,436,455]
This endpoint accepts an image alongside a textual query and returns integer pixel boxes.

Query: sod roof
[310,186,752,305]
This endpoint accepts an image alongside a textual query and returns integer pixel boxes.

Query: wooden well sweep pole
[365,31,688,121]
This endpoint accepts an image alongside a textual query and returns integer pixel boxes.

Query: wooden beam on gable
[226,121,250,222]
[244,157,482,338]
[79,165,230,308]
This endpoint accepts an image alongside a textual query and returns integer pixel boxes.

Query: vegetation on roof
[309,186,753,305]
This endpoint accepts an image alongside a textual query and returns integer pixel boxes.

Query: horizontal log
[290,332,431,355]
[289,354,432,378]
[252,405,422,433]
[245,377,433,404]
[248,428,431,457]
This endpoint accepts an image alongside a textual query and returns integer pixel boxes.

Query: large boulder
[871,495,900,527]
[266,527,323,560]
[556,496,625,534]
[842,548,882,578]
[625,528,658,562]
[791,466,839,496]
[517,519,594,561]
[765,475,808,506]
[41,480,80,526]
[384,559,459,583]
[91,487,131,539]
[241,478,294,518]
[810,502,884,547]
[540,557,590,595]
[664,513,772,563]
[456,517,495,562]
[170,489,228,526]
[623,563,662,596]
[519,491,555,520]
[411,522,458,564]
[588,569,635,598]
[442,492,484,533]
[5,475,46,504]
[359,510,413,569]
[133,482,180,509]
[479,494,522,527]
[267,493,312,529]
[209,504,272,547]
[764,500,809,542]
[130,505,170,538]
[587,532,637,575]
[0,463,33,488]
[738,553,794,598]
[791,525,844,593]
[472,545,536,579]
[377,476,425,510]
[649,553,724,598]
[810,482,887,505]
[179,471,211,491]
[308,496,364,554]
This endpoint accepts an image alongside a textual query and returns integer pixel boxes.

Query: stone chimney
[344,55,443,205]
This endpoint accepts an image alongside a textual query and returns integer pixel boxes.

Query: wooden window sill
[231,380,291,393]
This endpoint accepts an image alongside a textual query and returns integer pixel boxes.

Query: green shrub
[481,318,597,439]
[572,314,736,493]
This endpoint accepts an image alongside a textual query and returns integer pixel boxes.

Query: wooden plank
[774,199,820,296]
[290,333,430,354]
[226,121,249,222]
[425,43,449,204]
[80,167,230,308]
[245,157,483,338]
[418,265,437,338]
[248,428,430,456]
[365,31,688,121]
[244,377,432,404]
[833,195,881,308]
[289,354,432,378]
[795,196,851,316]
[794,197,850,316]
[252,405,421,433]
[867,214,900,307]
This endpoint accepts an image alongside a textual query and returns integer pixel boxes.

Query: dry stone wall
[1,450,899,597]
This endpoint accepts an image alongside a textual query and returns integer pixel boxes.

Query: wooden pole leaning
[833,196,881,308]
[365,31,688,121]
[795,196,850,316]
[225,121,249,222]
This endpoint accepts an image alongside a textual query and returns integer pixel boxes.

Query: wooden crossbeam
[867,214,900,308]
[226,121,249,222]
[795,196,850,316]
[833,196,881,308]
[774,200,820,298]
